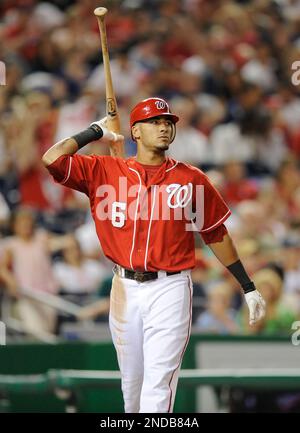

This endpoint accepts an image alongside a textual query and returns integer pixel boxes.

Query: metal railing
[1,288,83,343]
[1,368,300,412]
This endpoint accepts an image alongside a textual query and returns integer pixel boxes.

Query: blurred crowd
[0,0,300,340]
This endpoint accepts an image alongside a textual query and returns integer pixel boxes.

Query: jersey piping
[165,161,178,172]
[144,185,157,271]
[200,209,231,233]
[128,167,142,270]
[61,157,73,185]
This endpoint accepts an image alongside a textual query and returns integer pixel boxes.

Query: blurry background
[1,0,300,413]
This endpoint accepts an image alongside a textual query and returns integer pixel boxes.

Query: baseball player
[42,97,266,413]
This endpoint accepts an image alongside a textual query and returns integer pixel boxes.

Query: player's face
[134,116,174,151]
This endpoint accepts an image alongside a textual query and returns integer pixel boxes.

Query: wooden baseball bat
[94,7,125,158]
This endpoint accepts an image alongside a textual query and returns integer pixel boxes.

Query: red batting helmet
[130,97,179,129]
[130,97,179,143]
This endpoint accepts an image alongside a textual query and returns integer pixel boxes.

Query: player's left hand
[244,289,266,326]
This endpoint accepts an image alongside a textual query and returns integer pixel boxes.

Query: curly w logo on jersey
[166,183,193,209]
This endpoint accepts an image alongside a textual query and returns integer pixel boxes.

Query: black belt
[114,265,181,283]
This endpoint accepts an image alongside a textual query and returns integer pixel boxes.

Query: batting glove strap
[245,289,266,325]
[90,123,104,136]
[242,281,256,294]
[90,120,118,143]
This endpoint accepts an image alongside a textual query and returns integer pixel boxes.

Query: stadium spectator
[53,235,110,333]
[195,282,238,335]
[221,161,258,206]
[0,207,72,336]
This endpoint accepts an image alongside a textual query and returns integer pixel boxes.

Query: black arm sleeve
[71,124,103,149]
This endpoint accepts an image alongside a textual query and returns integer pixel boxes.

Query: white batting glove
[90,117,121,143]
[245,289,266,326]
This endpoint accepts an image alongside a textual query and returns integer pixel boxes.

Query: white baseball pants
[109,270,193,413]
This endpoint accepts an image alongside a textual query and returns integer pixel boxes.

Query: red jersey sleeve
[201,223,228,244]
[46,154,103,195]
[197,172,231,234]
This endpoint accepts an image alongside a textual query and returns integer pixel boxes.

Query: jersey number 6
[112,201,126,228]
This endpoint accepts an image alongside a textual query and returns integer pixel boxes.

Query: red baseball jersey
[47,155,231,272]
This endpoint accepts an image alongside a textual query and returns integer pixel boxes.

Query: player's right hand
[91,117,124,144]
[91,116,107,130]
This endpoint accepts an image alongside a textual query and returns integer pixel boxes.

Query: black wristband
[71,124,103,149]
[226,259,255,294]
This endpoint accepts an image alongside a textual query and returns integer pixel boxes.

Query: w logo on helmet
[155,100,166,110]
[130,97,179,131]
